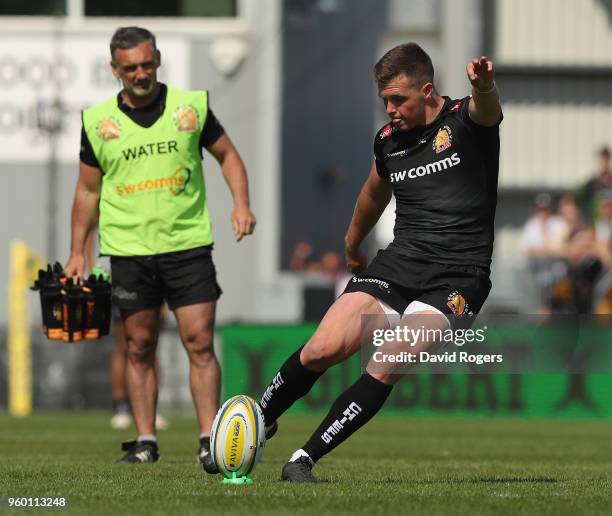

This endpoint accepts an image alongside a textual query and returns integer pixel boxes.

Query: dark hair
[599,146,610,158]
[373,43,434,89]
[110,27,156,60]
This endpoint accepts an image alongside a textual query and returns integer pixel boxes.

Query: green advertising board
[219,324,612,418]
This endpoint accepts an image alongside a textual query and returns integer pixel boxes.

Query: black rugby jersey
[374,96,501,269]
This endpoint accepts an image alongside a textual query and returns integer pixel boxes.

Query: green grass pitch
[2,413,612,515]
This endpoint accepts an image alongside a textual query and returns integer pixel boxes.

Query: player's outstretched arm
[344,162,392,272]
[64,161,102,279]
[207,134,256,242]
[467,56,502,127]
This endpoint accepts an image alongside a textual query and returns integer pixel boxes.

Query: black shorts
[343,249,491,329]
[110,245,222,311]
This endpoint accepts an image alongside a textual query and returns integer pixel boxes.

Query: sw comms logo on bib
[114,167,192,197]
[433,125,452,154]
[97,118,122,141]
[173,105,199,132]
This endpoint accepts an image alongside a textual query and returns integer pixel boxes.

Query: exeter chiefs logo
[96,118,121,141]
[447,291,468,316]
[433,125,452,154]
[173,105,199,132]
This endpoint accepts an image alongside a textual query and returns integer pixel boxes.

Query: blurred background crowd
[521,147,612,315]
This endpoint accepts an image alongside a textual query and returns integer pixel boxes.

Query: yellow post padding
[8,241,44,417]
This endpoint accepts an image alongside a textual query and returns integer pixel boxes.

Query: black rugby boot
[117,440,160,463]
[198,436,219,474]
[281,456,318,483]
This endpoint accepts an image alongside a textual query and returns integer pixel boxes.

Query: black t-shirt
[374,96,502,269]
[80,83,225,168]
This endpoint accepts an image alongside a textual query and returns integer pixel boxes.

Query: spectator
[521,193,568,312]
[557,194,583,242]
[594,192,612,249]
[319,251,352,297]
[522,193,568,257]
[564,227,604,314]
[592,194,612,313]
[289,241,318,272]
[575,146,612,223]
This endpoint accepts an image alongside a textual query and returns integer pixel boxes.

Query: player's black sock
[260,347,323,425]
[302,373,393,462]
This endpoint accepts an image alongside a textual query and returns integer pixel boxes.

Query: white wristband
[474,81,496,94]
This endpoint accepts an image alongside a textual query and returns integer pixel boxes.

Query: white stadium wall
[500,102,612,188]
[494,0,612,188]
[496,0,612,66]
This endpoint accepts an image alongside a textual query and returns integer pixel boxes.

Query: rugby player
[259,43,502,482]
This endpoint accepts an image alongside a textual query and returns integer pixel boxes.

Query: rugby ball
[210,395,266,478]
